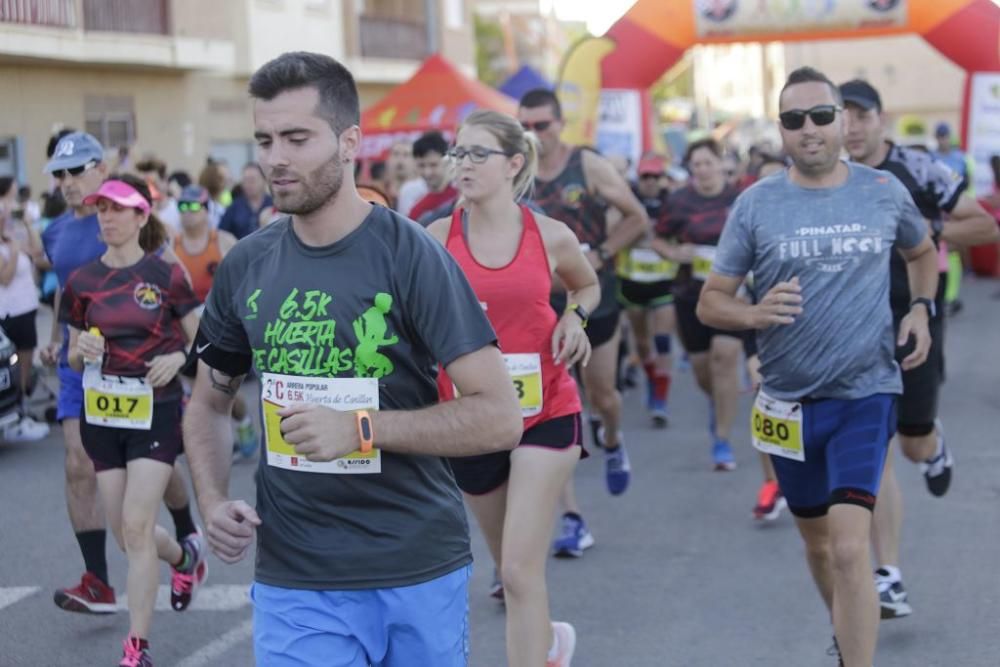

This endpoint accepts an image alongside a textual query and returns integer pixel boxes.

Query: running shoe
[875,568,912,619]
[546,621,577,667]
[170,531,208,611]
[712,439,736,472]
[489,567,504,603]
[598,429,631,495]
[234,419,258,459]
[552,513,595,558]
[2,414,50,442]
[752,480,787,521]
[649,398,669,429]
[920,419,953,497]
[119,636,153,667]
[53,571,117,614]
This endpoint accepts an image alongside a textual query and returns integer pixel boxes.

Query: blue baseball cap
[934,122,951,137]
[178,184,210,204]
[44,132,105,173]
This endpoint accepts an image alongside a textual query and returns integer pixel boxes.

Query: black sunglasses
[448,146,509,164]
[778,105,842,131]
[521,120,554,132]
[52,160,98,180]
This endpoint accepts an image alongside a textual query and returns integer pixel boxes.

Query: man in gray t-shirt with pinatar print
[697,67,939,667]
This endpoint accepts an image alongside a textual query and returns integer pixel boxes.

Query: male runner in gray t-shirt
[698,67,938,667]
[182,52,522,667]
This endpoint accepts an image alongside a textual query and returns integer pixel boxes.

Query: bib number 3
[750,391,804,461]
[505,354,543,418]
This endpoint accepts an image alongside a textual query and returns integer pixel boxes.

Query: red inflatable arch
[574,0,1000,191]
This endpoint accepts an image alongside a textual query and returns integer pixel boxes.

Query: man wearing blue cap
[932,122,969,182]
[40,131,202,617]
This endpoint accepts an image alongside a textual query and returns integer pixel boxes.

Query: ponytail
[139,213,168,253]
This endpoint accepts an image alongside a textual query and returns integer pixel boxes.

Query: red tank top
[173,230,223,303]
[437,205,581,429]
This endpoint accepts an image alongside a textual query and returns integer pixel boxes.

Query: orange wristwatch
[355,410,374,453]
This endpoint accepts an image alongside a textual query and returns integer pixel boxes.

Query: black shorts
[674,297,743,354]
[617,279,674,309]
[449,413,583,495]
[80,399,184,472]
[894,312,945,434]
[0,310,38,350]
[586,311,621,349]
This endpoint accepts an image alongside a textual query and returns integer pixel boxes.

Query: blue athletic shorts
[56,363,84,422]
[770,393,897,518]
[251,564,470,667]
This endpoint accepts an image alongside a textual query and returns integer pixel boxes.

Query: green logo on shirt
[251,288,399,378]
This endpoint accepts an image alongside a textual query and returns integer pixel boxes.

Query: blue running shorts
[56,363,84,422]
[251,564,470,667]
[770,393,897,518]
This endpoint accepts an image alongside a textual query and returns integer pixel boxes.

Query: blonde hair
[457,110,538,202]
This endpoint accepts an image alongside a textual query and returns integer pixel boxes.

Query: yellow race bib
[691,245,717,281]
[504,354,543,418]
[83,370,153,430]
[617,248,679,283]
[750,391,804,461]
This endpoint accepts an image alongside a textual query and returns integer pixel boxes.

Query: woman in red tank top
[428,110,599,667]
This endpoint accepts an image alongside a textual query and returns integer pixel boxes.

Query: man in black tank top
[519,89,648,554]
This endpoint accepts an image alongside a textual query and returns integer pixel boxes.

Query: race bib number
[83,369,153,430]
[618,248,679,283]
[261,372,381,474]
[505,353,543,418]
[750,391,804,461]
[691,245,717,281]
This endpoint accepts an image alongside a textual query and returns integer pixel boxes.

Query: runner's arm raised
[372,345,522,456]
[940,195,1000,247]
[582,150,648,258]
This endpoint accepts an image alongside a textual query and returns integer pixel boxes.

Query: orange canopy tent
[359,54,517,160]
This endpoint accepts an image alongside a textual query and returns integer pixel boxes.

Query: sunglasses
[52,160,98,180]
[178,201,204,213]
[447,146,509,164]
[520,120,554,132]
[779,105,842,131]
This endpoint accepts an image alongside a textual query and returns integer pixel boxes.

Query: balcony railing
[83,0,168,35]
[0,0,169,34]
[359,15,427,61]
[0,0,76,28]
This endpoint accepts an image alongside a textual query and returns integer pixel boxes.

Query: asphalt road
[1,278,998,666]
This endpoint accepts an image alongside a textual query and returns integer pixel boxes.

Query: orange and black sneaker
[53,571,117,614]
[752,481,787,521]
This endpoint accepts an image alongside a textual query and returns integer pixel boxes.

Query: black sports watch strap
[910,297,936,318]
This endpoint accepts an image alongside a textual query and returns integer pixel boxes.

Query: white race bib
[83,369,153,430]
[750,390,804,461]
[261,372,381,474]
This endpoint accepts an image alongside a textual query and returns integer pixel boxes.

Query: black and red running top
[61,253,199,401]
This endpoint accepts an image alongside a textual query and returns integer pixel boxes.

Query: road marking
[119,584,250,612]
[175,618,254,667]
[0,587,40,611]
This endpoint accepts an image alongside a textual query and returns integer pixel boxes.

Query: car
[0,326,20,432]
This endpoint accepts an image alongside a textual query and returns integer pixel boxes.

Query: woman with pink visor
[59,175,206,667]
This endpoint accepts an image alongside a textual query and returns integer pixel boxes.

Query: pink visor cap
[83,180,151,215]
